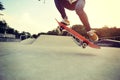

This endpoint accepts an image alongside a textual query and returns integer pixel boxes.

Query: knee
[75,0,85,15]
[75,8,84,15]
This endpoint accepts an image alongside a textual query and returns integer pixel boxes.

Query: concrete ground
[0,35,120,80]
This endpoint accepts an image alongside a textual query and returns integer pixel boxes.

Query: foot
[61,18,70,25]
[87,30,99,41]
[56,26,64,35]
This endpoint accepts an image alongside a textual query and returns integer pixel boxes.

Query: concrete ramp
[33,35,78,47]
[21,38,35,44]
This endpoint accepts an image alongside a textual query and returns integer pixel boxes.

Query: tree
[26,32,31,38]
[0,20,7,28]
[0,20,8,34]
[72,25,88,38]
[0,2,5,20]
[0,2,5,10]
[14,30,20,39]
[6,28,14,34]
[20,31,32,40]
[32,34,38,38]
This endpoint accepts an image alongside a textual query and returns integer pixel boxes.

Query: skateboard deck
[56,19,100,49]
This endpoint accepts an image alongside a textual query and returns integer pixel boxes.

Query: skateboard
[55,19,100,49]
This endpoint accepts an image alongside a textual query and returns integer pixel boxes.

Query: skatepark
[0,35,120,80]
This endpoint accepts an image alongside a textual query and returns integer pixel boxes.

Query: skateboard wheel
[82,42,88,48]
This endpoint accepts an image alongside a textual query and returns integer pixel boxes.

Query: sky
[0,0,120,34]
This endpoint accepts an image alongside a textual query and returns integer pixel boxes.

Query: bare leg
[75,0,91,31]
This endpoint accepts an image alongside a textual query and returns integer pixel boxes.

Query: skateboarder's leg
[54,0,76,25]
[75,0,91,31]
[75,0,98,41]
[54,0,68,20]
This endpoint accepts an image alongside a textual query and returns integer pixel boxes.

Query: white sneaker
[61,18,70,25]
[56,26,64,35]
[87,30,99,41]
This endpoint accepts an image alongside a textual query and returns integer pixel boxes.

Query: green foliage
[0,2,5,10]
[95,26,120,40]
[0,20,8,28]
[0,20,32,39]
[46,25,120,41]
[0,20,8,33]
[95,26,120,37]
[47,30,58,35]
[71,25,120,40]
[71,24,88,38]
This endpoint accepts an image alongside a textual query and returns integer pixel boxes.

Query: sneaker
[61,18,70,25]
[56,26,64,35]
[87,30,99,41]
